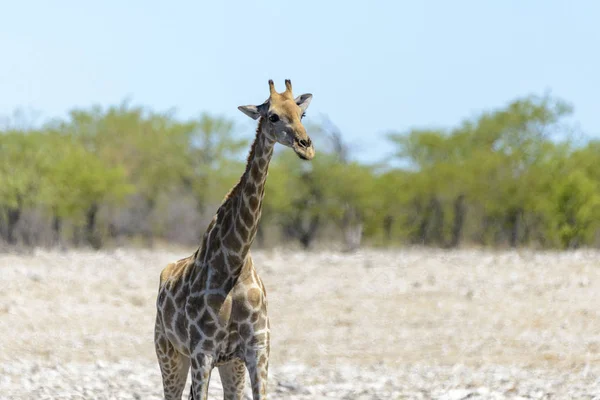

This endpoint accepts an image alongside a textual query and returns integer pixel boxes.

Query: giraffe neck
[193,118,274,289]
[227,118,275,254]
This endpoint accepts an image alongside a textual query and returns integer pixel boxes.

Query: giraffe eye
[301,112,306,119]
[269,114,279,122]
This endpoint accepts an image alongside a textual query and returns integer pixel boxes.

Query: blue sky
[1,0,599,163]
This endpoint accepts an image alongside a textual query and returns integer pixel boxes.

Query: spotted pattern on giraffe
[155,80,314,399]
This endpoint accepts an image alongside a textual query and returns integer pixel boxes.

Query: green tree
[38,132,131,248]
[182,113,247,212]
[266,151,323,249]
[0,130,45,244]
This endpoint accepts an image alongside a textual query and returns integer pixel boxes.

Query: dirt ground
[1,247,599,399]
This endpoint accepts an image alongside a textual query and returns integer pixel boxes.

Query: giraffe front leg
[189,353,214,400]
[219,358,247,399]
[245,347,269,400]
[155,319,190,400]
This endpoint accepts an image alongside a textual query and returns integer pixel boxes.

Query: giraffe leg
[155,322,190,400]
[189,353,214,400]
[245,348,269,400]
[219,358,246,399]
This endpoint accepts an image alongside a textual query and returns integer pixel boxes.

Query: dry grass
[1,247,599,398]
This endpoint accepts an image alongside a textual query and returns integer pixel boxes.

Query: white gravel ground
[1,247,599,399]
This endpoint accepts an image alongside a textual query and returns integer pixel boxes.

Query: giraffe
[154,79,314,400]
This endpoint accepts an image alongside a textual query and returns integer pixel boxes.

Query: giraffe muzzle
[293,137,315,160]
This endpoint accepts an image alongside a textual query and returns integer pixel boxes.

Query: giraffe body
[155,253,268,399]
[154,80,314,399]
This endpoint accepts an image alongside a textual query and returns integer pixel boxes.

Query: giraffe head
[238,79,315,160]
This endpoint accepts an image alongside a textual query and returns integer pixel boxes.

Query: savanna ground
[0,247,599,399]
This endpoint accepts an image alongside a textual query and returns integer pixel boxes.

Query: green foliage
[0,102,250,246]
[265,151,323,240]
[1,93,600,249]
[183,113,248,208]
[552,171,600,248]
[0,130,45,209]
[383,94,600,248]
[40,133,132,222]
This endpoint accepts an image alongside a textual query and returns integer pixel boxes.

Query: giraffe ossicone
[154,80,315,400]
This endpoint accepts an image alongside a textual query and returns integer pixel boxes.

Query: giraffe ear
[238,102,269,120]
[295,93,313,112]
[238,105,261,120]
